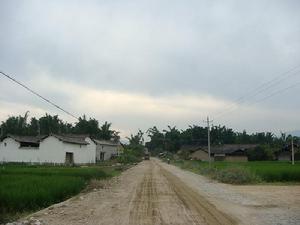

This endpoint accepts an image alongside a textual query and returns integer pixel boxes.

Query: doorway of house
[65,152,74,165]
[100,152,105,161]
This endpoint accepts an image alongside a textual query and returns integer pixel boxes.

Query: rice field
[173,160,300,183]
[0,164,120,223]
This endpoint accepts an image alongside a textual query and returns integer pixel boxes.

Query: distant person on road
[167,158,170,164]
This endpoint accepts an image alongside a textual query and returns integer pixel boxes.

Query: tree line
[1,113,298,155]
[146,125,299,154]
[0,112,119,141]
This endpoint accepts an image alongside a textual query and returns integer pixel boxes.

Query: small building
[185,144,257,162]
[0,134,96,164]
[211,144,257,162]
[276,151,291,161]
[93,139,119,162]
[276,143,300,161]
[190,149,210,161]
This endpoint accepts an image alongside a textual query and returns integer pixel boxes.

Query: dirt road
[22,159,300,225]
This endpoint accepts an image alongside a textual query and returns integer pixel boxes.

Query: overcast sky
[0,0,300,139]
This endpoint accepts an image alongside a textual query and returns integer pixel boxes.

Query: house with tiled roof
[181,144,257,162]
[93,139,119,161]
[0,134,96,164]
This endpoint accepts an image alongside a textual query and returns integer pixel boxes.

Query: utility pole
[37,120,41,136]
[204,116,213,168]
[291,136,295,165]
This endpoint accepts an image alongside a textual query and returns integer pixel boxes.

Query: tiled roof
[3,134,47,144]
[93,139,119,146]
[210,144,258,154]
[181,144,257,154]
[52,134,90,145]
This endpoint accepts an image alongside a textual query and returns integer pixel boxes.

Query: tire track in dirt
[129,161,237,225]
[19,160,238,225]
[129,162,164,225]
[159,163,237,225]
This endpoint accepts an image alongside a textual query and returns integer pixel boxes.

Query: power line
[213,64,300,119]
[0,71,79,120]
[215,78,300,119]
[213,64,300,118]
[250,80,300,105]
[242,69,300,101]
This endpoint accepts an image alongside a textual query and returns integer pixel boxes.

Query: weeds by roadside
[172,160,300,184]
[212,167,261,184]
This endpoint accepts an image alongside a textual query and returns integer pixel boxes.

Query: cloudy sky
[0,0,300,139]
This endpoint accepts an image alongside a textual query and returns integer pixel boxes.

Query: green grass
[173,160,300,184]
[0,164,120,223]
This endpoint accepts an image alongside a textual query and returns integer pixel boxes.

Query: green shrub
[212,167,261,184]
[117,149,142,164]
[247,145,275,161]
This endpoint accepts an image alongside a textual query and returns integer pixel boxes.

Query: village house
[93,139,119,162]
[0,134,96,164]
[183,144,257,162]
[0,134,123,164]
[276,143,300,161]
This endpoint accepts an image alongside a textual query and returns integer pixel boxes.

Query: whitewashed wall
[60,137,96,164]
[0,137,40,163]
[96,144,118,161]
[0,136,96,164]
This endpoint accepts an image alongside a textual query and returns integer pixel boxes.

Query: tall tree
[126,130,145,156]
[73,115,99,136]
[146,126,164,152]
[163,126,181,152]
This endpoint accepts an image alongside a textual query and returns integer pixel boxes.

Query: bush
[117,149,142,164]
[177,150,191,160]
[213,167,261,184]
[247,145,275,161]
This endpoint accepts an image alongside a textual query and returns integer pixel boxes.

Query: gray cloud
[0,0,300,137]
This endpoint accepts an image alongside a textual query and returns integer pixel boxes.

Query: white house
[0,134,96,164]
[93,139,119,161]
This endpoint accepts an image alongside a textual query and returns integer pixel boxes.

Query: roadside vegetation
[172,160,300,184]
[0,164,121,223]
[118,130,145,164]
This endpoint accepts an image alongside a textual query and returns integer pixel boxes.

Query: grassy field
[173,160,300,184]
[0,164,122,223]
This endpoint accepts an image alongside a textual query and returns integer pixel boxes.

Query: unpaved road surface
[21,159,300,225]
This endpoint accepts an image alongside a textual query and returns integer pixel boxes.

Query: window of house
[20,142,39,148]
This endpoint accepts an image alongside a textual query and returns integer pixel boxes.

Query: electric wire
[0,71,79,120]
[213,64,300,119]
[214,77,300,119]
